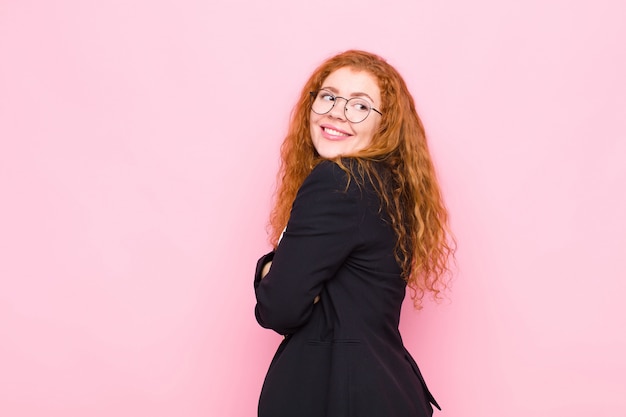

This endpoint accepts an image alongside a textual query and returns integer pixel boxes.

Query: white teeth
[324,127,348,136]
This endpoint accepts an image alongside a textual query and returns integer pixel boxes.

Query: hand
[261,261,272,278]
[314,295,320,304]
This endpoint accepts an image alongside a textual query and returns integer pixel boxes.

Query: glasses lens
[310,90,374,123]
[345,98,371,123]
[312,90,335,115]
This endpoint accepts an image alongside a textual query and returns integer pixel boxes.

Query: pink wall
[1,0,625,416]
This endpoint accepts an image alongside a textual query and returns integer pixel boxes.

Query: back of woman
[254,50,453,417]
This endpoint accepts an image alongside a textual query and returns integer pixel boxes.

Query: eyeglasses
[310,89,383,124]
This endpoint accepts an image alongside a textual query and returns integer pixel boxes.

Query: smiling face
[310,67,382,158]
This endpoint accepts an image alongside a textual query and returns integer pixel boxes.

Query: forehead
[321,67,381,101]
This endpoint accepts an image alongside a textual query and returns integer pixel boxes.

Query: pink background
[1,0,625,416]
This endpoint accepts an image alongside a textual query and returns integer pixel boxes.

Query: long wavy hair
[269,50,454,309]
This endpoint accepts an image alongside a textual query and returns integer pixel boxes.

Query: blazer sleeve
[254,161,359,335]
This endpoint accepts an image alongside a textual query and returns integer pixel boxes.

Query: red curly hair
[269,50,454,309]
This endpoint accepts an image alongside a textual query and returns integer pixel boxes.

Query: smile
[321,126,351,139]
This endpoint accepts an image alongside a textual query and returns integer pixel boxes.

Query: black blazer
[254,160,439,417]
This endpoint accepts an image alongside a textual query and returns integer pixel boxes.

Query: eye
[319,91,336,102]
[349,98,371,113]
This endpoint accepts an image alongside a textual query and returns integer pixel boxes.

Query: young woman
[254,50,454,417]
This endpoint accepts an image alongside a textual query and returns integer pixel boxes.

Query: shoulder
[287,160,360,234]
[302,158,382,191]
[297,159,390,207]
[293,161,353,212]
[302,160,349,190]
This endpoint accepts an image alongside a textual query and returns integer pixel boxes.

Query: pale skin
[261,261,272,278]
[310,67,382,159]
[262,67,382,306]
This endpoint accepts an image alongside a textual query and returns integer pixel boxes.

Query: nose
[328,97,348,120]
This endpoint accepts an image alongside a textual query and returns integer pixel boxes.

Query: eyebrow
[320,86,376,104]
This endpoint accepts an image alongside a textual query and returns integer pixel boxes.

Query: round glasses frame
[309,90,383,124]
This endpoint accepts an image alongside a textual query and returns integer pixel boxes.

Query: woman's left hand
[261,261,272,278]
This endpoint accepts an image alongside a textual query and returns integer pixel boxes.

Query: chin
[315,148,342,159]
[313,142,350,159]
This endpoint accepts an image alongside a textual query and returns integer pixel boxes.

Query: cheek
[360,121,379,141]
[309,113,319,132]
